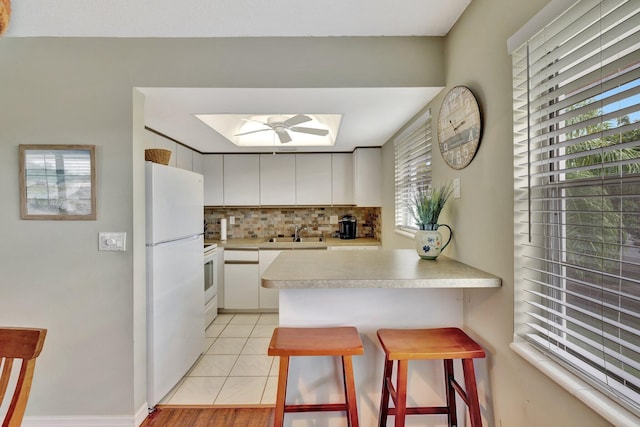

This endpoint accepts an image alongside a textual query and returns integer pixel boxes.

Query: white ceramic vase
[415,223,452,260]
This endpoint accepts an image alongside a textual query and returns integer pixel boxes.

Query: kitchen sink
[266,237,292,243]
[266,236,324,243]
[298,237,324,243]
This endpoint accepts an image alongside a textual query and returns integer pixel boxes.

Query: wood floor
[141,407,275,427]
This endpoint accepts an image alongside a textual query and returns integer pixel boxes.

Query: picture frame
[19,144,96,220]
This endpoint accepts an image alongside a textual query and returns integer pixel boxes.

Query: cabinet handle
[224,260,259,265]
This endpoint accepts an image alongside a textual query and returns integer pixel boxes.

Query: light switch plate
[453,178,461,199]
[99,232,127,251]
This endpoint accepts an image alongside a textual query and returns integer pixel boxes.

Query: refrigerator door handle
[147,234,202,247]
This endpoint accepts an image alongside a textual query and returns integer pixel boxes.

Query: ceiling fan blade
[290,126,329,136]
[242,118,269,125]
[283,114,311,127]
[276,128,292,143]
[234,128,270,136]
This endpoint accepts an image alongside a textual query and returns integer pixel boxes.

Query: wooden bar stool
[377,327,485,427]
[268,326,364,427]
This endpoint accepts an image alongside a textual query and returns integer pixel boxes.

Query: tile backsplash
[204,207,381,241]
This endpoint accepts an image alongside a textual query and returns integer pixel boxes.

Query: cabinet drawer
[224,249,259,262]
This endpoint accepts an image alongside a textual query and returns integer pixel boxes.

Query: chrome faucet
[293,225,306,242]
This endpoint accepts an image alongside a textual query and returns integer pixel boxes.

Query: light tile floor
[160,313,279,406]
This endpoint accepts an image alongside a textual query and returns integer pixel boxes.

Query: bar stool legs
[377,328,486,427]
[342,355,360,427]
[273,354,289,427]
[268,327,364,427]
[462,358,482,425]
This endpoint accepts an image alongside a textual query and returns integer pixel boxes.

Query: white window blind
[395,112,432,232]
[513,0,640,413]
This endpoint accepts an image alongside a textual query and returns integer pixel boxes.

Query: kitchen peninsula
[262,249,501,427]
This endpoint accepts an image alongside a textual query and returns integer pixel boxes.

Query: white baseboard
[135,403,150,427]
[22,403,150,427]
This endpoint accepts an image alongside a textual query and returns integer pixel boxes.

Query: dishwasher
[223,248,260,310]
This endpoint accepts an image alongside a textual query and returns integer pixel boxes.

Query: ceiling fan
[234,114,329,144]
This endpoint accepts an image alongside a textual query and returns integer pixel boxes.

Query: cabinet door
[296,154,332,205]
[224,250,259,309]
[192,152,203,174]
[176,145,193,171]
[259,250,281,309]
[260,154,296,205]
[224,154,260,205]
[203,155,224,206]
[332,153,354,205]
[354,148,382,206]
[224,263,259,309]
[216,248,225,308]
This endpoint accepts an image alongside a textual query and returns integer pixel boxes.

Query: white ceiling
[6,1,471,38]
[139,87,442,153]
[5,0,471,153]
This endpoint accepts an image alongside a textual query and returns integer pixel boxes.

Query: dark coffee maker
[339,215,357,239]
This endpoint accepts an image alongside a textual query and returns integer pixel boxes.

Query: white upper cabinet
[192,152,203,174]
[296,154,332,205]
[260,154,296,205]
[203,155,223,206]
[331,153,354,205]
[224,154,260,205]
[353,147,382,206]
[202,150,380,206]
[176,144,193,171]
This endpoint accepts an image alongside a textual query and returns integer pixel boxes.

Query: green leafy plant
[410,183,453,228]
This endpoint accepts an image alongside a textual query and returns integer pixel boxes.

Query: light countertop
[261,249,501,289]
[205,237,380,250]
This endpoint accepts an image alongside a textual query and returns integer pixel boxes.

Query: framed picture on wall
[19,145,96,220]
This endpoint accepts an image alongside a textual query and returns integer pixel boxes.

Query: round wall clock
[437,86,482,170]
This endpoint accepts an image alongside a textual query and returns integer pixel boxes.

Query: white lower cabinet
[259,250,281,310]
[223,250,259,310]
[216,248,225,309]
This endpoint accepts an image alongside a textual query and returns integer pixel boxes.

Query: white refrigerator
[145,162,204,408]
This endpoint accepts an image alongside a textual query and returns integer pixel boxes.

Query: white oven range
[204,244,218,327]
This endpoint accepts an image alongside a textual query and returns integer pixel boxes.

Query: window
[395,111,432,232]
[513,0,640,415]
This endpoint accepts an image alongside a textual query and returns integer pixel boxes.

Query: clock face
[437,86,482,170]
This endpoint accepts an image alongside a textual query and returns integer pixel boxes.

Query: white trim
[507,0,578,53]
[510,341,640,427]
[135,403,149,427]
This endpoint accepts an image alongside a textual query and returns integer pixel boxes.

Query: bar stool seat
[377,327,485,427]
[268,326,364,427]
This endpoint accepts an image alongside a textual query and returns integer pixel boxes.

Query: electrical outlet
[330,215,339,224]
[99,232,127,251]
[229,216,235,225]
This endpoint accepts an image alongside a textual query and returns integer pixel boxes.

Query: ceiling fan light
[196,113,341,148]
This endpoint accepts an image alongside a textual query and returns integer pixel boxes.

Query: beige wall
[0,37,442,419]
[0,1,619,423]
[381,0,613,425]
